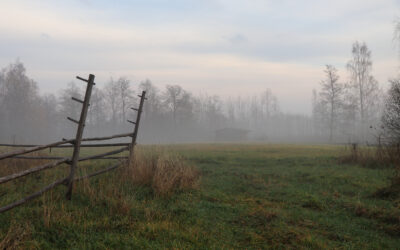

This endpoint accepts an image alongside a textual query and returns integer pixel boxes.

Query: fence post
[65,74,95,200]
[128,91,146,162]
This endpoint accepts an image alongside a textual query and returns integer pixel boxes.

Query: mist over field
[0,0,399,145]
[2,1,400,249]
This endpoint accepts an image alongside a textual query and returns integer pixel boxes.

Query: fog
[0,53,391,145]
[0,1,399,145]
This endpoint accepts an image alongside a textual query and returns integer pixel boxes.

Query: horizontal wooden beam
[0,132,132,160]
[75,163,122,182]
[81,132,133,142]
[77,146,128,162]
[0,143,130,148]
[67,117,80,124]
[0,158,70,184]
[0,139,74,160]
[71,97,85,104]
[0,178,67,213]
[76,76,88,83]
[12,156,65,160]
[12,156,128,160]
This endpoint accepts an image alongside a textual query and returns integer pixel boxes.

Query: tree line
[312,19,400,146]
[312,41,383,144]
[1,39,399,144]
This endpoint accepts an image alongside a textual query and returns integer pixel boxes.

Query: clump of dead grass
[338,143,400,169]
[127,147,200,196]
[338,143,400,199]
[0,150,50,177]
[0,220,32,249]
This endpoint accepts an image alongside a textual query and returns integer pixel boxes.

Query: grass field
[0,144,399,249]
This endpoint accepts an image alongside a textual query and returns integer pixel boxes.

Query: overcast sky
[0,0,399,114]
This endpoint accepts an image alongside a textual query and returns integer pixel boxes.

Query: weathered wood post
[65,74,95,200]
[128,91,147,162]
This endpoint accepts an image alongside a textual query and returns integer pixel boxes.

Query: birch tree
[104,78,120,124]
[346,41,380,140]
[116,77,133,124]
[319,65,344,142]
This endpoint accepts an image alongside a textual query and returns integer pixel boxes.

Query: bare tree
[164,85,181,123]
[139,79,161,117]
[346,41,381,140]
[87,88,106,133]
[312,89,327,137]
[226,97,236,124]
[59,82,82,120]
[319,65,344,142]
[59,82,83,137]
[261,89,279,124]
[116,77,133,124]
[104,78,120,125]
[202,94,224,130]
[0,61,40,142]
[38,94,61,142]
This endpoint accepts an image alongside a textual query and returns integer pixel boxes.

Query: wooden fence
[0,74,147,213]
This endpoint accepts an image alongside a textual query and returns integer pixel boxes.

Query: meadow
[0,144,399,249]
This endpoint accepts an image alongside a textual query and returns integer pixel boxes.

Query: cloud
[40,33,51,39]
[226,34,247,44]
[0,0,398,114]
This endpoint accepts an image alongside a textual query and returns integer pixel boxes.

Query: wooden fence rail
[0,146,129,184]
[0,139,74,160]
[0,178,68,213]
[0,143,130,148]
[0,138,131,160]
[12,156,128,160]
[0,74,147,213]
[0,133,133,160]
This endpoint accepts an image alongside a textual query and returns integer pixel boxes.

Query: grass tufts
[0,220,32,249]
[128,147,200,196]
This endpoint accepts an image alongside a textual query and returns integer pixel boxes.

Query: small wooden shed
[214,128,250,142]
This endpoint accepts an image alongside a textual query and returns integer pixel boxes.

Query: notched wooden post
[128,91,147,163]
[65,74,95,200]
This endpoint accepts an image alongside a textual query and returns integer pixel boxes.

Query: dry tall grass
[0,220,32,249]
[338,143,400,169]
[126,147,200,196]
[338,143,400,199]
[0,150,50,176]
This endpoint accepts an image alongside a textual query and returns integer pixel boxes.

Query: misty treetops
[0,41,396,144]
[313,42,384,144]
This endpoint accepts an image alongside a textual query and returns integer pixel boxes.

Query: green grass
[0,144,399,249]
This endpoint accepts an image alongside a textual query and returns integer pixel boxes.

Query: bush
[127,147,200,196]
[338,143,400,199]
[338,143,400,169]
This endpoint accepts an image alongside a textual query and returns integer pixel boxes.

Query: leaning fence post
[128,91,146,162]
[65,74,95,200]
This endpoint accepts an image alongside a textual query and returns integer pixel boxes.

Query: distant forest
[0,41,396,145]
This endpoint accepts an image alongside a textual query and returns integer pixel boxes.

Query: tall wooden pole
[66,74,95,200]
[129,91,146,161]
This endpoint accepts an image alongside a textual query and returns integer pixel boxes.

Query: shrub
[338,143,400,169]
[127,147,200,196]
[338,143,400,199]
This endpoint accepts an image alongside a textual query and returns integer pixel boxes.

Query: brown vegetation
[0,220,32,249]
[338,143,400,169]
[339,143,400,199]
[126,147,200,196]
[0,150,50,176]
